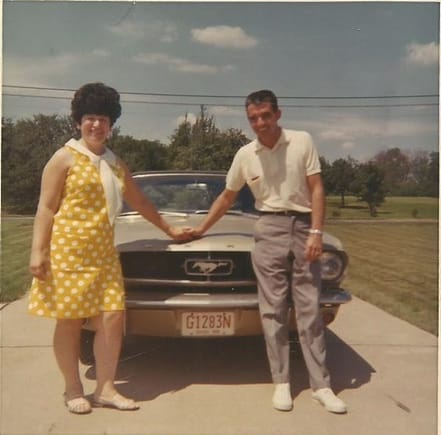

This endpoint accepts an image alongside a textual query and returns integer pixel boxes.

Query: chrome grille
[120,251,255,282]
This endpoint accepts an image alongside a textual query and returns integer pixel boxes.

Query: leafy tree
[329,157,357,207]
[1,117,15,173]
[165,114,192,169]
[108,133,168,172]
[351,162,386,217]
[2,115,76,213]
[319,156,333,195]
[168,106,249,170]
[373,148,410,194]
[199,127,249,170]
[389,150,439,197]
[426,151,439,197]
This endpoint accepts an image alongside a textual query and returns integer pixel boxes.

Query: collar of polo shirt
[255,128,289,152]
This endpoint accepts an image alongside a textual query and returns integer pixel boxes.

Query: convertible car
[80,171,351,363]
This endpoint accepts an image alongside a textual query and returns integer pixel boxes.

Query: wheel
[79,329,95,365]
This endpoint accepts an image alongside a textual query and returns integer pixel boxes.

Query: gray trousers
[251,214,330,390]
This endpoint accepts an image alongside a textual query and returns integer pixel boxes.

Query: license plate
[181,311,235,336]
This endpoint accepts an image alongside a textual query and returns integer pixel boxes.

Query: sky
[2,1,439,162]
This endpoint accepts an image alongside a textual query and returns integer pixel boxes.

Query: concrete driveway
[0,296,437,435]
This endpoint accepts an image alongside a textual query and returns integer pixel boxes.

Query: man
[190,89,347,414]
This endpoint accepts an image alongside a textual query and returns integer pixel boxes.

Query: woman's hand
[29,249,50,280]
[166,226,195,241]
[186,226,205,239]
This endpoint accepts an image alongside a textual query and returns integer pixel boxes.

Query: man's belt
[259,210,311,217]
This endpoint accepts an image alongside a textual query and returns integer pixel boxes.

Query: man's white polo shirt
[226,129,321,213]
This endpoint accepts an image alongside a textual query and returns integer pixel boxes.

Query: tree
[166,114,193,169]
[2,115,76,213]
[319,156,333,195]
[351,162,386,217]
[426,151,439,197]
[388,150,439,197]
[329,157,357,207]
[108,133,168,172]
[373,148,410,194]
[168,106,249,170]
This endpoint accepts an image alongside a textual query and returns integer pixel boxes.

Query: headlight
[320,251,346,282]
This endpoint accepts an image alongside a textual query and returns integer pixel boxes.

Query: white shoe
[272,383,293,411]
[312,388,347,414]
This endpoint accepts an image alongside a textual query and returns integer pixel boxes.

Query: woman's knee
[56,318,83,332]
[93,311,124,332]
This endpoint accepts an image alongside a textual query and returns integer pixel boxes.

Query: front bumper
[125,288,351,309]
[116,288,351,337]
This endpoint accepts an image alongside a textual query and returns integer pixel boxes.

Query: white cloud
[3,49,114,89]
[160,24,179,43]
[110,21,146,40]
[177,112,197,126]
[210,106,244,118]
[110,20,177,43]
[342,141,355,150]
[319,129,352,141]
[310,112,435,140]
[92,49,110,58]
[191,25,258,49]
[404,42,439,66]
[133,52,226,74]
[4,53,85,84]
[177,63,218,74]
[318,128,355,153]
[221,65,235,72]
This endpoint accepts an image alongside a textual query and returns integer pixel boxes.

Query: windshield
[122,174,257,215]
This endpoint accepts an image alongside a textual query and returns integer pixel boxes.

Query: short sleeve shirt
[226,129,321,212]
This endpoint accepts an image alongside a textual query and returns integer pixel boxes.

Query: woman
[28,82,190,414]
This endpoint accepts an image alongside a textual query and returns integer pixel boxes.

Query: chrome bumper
[125,288,351,310]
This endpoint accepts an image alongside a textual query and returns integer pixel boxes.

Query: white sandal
[64,394,92,414]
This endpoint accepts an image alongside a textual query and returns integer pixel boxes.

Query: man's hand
[166,226,195,241]
[185,226,205,239]
[305,234,323,262]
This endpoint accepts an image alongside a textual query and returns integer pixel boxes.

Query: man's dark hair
[71,82,122,126]
[245,89,278,112]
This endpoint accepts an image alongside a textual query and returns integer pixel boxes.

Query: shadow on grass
[84,329,375,402]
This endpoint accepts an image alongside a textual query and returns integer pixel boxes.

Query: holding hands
[166,226,195,241]
[165,225,205,241]
[166,226,204,241]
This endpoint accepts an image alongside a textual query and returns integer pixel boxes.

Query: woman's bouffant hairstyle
[71,82,122,126]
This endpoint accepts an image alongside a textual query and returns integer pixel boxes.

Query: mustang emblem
[184,259,233,276]
[192,261,228,274]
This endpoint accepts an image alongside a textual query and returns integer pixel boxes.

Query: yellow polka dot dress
[28,146,126,319]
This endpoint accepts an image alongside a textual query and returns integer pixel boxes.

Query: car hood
[114,213,343,252]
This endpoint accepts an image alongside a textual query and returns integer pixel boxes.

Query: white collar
[65,138,116,166]
[65,138,123,226]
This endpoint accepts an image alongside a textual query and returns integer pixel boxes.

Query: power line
[2,84,439,100]
[3,92,438,109]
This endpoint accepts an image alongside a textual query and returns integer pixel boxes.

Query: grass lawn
[1,206,439,335]
[326,196,438,220]
[327,221,438,335]
[1,218,34,302]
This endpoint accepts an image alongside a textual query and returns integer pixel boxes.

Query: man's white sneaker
[272,383,293,411]
[312,388,347,414]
